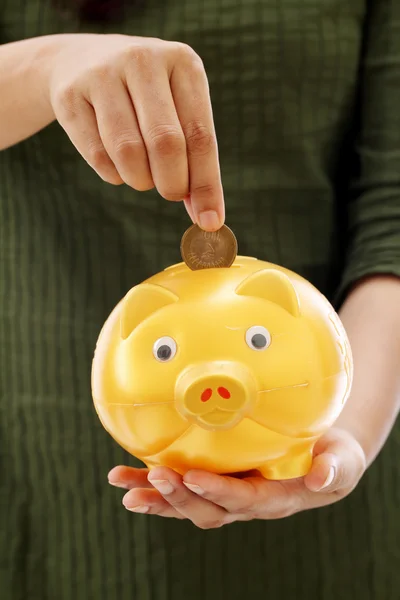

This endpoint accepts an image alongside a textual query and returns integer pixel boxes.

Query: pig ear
[120,283,179,340]
[235,269,300,317]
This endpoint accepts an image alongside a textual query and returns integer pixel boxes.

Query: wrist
[333,417,377,468]
[28,34,71,118]
[336,275,400,466]
[0,34,77,148]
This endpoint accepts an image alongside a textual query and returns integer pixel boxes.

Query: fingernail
[108,480,129,489]
[198,210,220,231]
[126,505,150,513]
[149,479,174,495]
[319,466,336,490]
[183,482,205,495]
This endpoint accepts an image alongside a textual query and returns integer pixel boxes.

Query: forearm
[336,275,400,466]
[0,35,64,149]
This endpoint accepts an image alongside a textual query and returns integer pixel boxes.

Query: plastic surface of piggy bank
[92,257,352,480]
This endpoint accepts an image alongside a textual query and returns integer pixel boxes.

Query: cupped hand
[48,34,224,230]
[108,428,366,529]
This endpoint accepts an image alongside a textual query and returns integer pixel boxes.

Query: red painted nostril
[218,386,231,399]
[201,388,213,402]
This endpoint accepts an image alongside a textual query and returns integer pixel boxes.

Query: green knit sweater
[1,1,400,599]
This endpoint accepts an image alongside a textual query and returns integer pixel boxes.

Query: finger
[182,470,258,512]
[304,432,366,494]
[184,470,306,518]
[108,465,152,490]
[89,76,154,191]
[54,89,123,185]
[126,63,189,201]
[147,467,230,529]
[303,453,338,493]
[171,46,224,231]
[183,194,196,223]
[122,488,186,519]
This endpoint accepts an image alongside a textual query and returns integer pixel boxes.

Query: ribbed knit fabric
[1,1,400,599]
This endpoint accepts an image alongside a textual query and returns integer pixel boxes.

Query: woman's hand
[108,428,365,528]
[48,34,224,230]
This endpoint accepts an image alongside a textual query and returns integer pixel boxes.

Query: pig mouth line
[201,407,238,417]
[197,409,243,428]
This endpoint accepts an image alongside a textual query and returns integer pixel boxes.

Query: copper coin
[180,224,238,270]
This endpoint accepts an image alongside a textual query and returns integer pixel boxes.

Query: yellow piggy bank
[92,257,352,480]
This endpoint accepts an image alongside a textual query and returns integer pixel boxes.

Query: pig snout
[175,362,257,430]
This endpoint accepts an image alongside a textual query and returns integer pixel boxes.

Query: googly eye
[153,336,177,362]
[245,326,271,351]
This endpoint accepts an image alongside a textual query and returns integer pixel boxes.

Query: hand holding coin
[180,224,238,270]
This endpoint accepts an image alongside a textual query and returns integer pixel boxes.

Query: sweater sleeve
[336,0,400,304]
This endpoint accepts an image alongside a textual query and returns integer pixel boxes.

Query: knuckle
[147,125,185,157]
[159,186,188,202]
[87,142,111,172]
[170,496,190,511]
[336,465,364,498]
[113,136,145,163]
[176,42,203,67]
[91,63,113,81]
[123,44,154,69]
[239,503,258,517]
[333,487,351,501]
[111,135,155,190]
[54,84,80,117]
[191,182,217,199]
[185,123,214,157]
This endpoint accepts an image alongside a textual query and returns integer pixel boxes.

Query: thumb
[304,430,366,495]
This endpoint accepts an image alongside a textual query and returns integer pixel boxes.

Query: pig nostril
[218,387,231,399]
[201,388,213,402]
